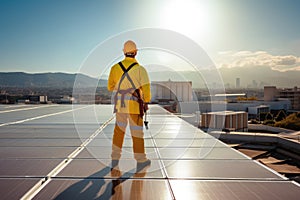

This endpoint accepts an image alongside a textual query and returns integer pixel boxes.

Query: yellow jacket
[107,57,151,114]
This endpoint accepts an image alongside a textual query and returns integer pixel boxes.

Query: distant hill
[1,66,299,89]
[0,72,106,88]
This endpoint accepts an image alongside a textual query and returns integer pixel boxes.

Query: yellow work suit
[107,57,151,162]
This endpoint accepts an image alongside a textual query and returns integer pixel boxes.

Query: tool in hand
[144,110,149,130]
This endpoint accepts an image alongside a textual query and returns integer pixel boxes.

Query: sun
[159,0,212,39]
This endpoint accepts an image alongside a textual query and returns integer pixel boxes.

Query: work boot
[136,159,151,172]
[111,160,119,171]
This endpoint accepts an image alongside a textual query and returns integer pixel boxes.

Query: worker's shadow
[54,162,149,200]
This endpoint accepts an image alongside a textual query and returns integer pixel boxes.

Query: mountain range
[0,66,299,89]
[0,72,101,88]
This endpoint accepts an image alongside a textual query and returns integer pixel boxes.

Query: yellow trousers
[111,113,147,162]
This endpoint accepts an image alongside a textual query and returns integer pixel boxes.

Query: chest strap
[113,62,138,112]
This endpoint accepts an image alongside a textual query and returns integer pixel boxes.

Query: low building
[264,86,300,111]
[39,95,48,103]
[248,105,270,120]
[151,80,193,103]
[201,111,248,132]
[278,86,300,110]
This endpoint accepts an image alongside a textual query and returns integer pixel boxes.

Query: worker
[107,40,151,172]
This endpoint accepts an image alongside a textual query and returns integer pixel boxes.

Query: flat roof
[0,104,299,199]
[203,110,247,115]
[215,93,246,97]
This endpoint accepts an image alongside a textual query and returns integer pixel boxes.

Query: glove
[143,103,149,112]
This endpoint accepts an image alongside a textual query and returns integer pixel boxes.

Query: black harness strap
[118,62,137,90]
[113,62,138,112]
[119,62,144,117]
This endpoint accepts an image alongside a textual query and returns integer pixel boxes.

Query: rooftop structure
[201,111,248,132]
[151,80,193,102]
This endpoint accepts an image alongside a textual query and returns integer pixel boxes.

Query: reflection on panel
[163,160,282,179]
[158,147,248,160]
[170,180,300,200]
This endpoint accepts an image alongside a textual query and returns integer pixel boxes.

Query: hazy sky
[0,0,300,74]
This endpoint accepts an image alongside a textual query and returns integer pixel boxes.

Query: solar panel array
[0,105,299,199]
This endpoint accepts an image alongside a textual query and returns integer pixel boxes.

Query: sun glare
[159,0,212,39]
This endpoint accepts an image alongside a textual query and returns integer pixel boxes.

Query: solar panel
[0,178,41,199]
[0,105,299,199]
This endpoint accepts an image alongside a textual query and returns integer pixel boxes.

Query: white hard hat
[123,40,137,53]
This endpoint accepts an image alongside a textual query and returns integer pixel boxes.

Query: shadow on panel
[46,162,152,199]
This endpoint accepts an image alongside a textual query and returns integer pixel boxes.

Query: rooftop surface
[0,104,300,199]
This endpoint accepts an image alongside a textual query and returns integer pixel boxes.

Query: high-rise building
[264,86,278,101]
[236,78,240,88]
[252,80,258,88]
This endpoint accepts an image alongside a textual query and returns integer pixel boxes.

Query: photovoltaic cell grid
[0,105,299,199]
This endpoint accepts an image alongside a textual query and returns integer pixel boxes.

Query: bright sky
[0,0,300,74]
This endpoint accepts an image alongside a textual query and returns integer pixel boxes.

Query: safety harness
[113,62,145,117]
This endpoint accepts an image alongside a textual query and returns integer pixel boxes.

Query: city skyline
[0,0,300,82]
